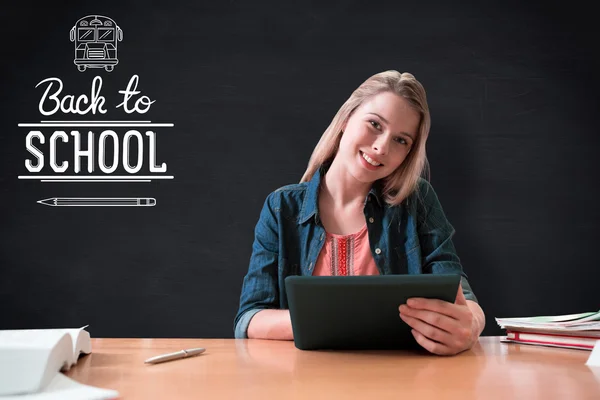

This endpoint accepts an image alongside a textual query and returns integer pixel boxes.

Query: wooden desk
[66,337,600,399]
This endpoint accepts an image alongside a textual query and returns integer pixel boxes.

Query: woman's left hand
[399,284,479,356]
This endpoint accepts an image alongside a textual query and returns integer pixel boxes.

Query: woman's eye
[369,120,381,130]
[394,137,408,145]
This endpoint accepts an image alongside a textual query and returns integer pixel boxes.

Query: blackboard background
[1,1,598,337]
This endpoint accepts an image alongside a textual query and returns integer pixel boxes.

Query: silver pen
[144,347,206,364]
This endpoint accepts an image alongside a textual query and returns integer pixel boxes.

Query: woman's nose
[372,135,389,155]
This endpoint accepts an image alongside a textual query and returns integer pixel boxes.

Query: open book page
[0,373,118,400]
[0,330,69,351]
[0,327,91,396]
[0,327,90,360]
[57,326,91,357]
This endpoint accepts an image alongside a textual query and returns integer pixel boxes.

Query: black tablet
[285,274,461,350]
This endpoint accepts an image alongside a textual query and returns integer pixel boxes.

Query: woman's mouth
[359,151,383,170]
[361,151,382,166]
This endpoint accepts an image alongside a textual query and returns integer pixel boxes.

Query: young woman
[234,70,485,355]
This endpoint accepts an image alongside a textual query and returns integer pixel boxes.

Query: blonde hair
[300,70,431,206]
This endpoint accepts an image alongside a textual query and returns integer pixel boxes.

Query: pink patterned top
[312,224,380,276]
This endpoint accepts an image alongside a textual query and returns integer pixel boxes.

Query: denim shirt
[234,167,478,338]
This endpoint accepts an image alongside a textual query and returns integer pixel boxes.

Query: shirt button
[320,232,325,241]
[309,262,313,269]
[375,248,381,255]
[368,217,374,223]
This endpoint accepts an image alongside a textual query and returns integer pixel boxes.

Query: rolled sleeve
[234,308,263,339]
[416,179,478,303]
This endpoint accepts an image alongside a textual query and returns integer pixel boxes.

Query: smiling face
[335,91,421,184]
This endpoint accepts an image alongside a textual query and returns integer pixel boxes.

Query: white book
[0,326,116,399]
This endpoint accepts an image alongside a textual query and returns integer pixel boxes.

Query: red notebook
[503,330,599,350]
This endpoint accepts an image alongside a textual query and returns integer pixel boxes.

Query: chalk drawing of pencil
[37,197,156,206]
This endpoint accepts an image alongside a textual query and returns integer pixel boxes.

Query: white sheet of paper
[586,340,600,367]
[0,373,118,400]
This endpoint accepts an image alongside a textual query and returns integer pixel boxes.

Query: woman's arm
[467,299,486,337]
[399,180,485,355]
[414,179,478,302]
[234,193,286,339]
[247,309,293,340]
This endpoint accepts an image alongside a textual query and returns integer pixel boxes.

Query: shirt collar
[298,165,384,225]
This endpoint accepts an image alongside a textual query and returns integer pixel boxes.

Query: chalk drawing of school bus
[70,15,123,72]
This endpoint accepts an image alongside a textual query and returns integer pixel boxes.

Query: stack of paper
[496,310,600,350]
